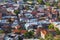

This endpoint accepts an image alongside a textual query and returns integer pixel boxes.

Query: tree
[18,36,23,40]
[54,2,58,7]
[54,28,60,35]
[14,10,20,25]
[23,0,27,2]
[40,38,44,40]
[37,0,43,4]
[14,10,20,15]
[13,0,17,3]
[54,38,60,40]
[0,30,4,34]
[40,33,54,40]
[45,33,54,40]
[24,31,34,38]
[45,2,50,6]
[48,24,54,29]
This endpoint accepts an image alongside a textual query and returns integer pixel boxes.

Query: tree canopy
[37,0,44,4]
[14,10,20,15]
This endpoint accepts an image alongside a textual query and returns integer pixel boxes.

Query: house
[15,25,21,29]
[36,27,43,38]
[31,10,37,16]
[20,30,27,34]
[13,29,27,34]
[12,24,27,34]
[41,29,48,39]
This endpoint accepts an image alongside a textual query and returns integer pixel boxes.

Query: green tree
[23,0,27,2]
[14,10,20,15]
[54,2,58,7]
[54,28,60,35]
[54,38,60,40]
[40,38,44,40]
[0,30,4,34]
[37,0,43,4]
[48,24,54,29]
[45,2,50,6]
[45,33,54,40]
[24,31,34,38]
[14,10,20,25]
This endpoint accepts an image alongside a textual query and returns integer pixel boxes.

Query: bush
[14,10,20,15]
[45,33,54,40]
[48,24,54,29]
[45,2,50,6]
[0,30,4,34]
[54,27,60,35]
[37,0,43,4]
[24,31,34,38]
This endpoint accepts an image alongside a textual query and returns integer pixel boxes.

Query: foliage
[13,0,17,3]
[40,38,44,40]
[54,28,59,31]
[0,30,4,34]
[54,38,60,40]
[45,33,54,40]
[18,36,23,40]
[24,31,34,38]
[54,28,60,35]
[25,6,29,10]
[54,2,58,7]
[14,10,20,15]
[45,2,50,6]
[48,24,54,29]
[23,0,27,2]
[37,0,43,4]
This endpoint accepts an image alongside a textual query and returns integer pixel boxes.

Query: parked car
[20,18,29,23]
[11,20,18,28]
[4,33,17,40]
[0,20,7,23]
[2,16,17,19]
[25,22,38,30]
[4,33,23,40]
[24,13,33,19]
[28,18,38,23]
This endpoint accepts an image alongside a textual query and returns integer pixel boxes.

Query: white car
[25,22,38,30]
[24,13,33,18]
